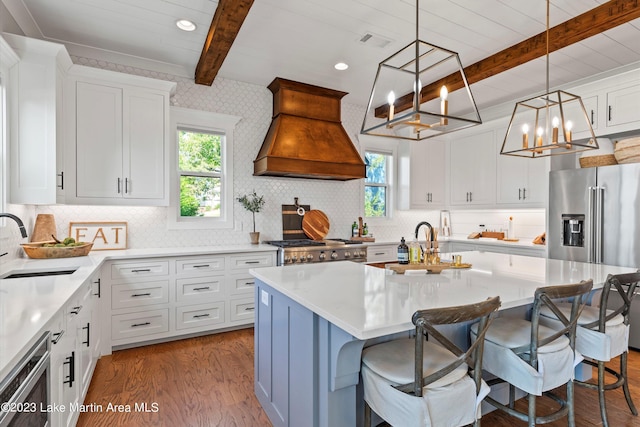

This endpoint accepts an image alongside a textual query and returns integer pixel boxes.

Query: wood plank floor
[78,328,640,427]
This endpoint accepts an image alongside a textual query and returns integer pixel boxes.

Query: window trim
[168,107,240,229]
[360,135,398,221]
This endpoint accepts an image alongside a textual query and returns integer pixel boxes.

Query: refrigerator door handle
[588,187,595,263]
[594,186,604,264]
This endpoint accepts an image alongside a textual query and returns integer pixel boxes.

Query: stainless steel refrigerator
[549,162,640,347]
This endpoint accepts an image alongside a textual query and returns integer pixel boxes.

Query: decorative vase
[249,232,260,244]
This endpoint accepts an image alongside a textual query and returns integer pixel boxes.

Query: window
[169,107,240,229]
[365,151,390,217]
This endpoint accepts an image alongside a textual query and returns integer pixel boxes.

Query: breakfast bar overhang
[250,252,636,427]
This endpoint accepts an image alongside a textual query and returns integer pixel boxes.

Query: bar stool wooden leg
[568,377,576,427]
[528,393,536,427]
[598,360,609,427]
[621,351,638,416]
[364,401,372,427]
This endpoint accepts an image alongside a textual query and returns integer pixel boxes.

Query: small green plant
[237,190,265,232]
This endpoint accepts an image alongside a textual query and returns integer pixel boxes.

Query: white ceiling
[3,0,640,112]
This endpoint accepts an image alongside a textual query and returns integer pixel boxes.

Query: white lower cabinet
[102,251,275,350]
[366,245,397,263]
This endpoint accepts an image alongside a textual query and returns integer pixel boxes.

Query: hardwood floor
[79,328,640,427]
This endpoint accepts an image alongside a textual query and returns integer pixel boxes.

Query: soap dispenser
[397,237,409,265]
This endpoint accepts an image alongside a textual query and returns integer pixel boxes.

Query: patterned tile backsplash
[0,55,546,265]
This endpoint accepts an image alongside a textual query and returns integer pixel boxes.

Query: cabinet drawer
[176,276,225,303]
[367,246,396,263]
[176,257,225,275]
[229,254,273,271]
[111,281,169,309]
[176,302,225,330]
[111,309,169,341]
[229,275,255,296]
[229,297,255,323]
[111,261,169,280]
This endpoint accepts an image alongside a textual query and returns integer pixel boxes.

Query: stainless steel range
[266,239,368,266]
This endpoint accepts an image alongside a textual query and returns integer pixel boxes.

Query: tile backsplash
[1,55,546,265]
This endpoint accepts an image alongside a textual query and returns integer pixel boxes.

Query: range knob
[284,256,291,263]
[291,255,297,263]
[344,251,351,258]
[319,253,326,260]
[306,254,313,261]
[331,252,338,260]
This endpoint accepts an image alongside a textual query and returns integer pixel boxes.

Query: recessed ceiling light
[334,62,349,71]
[176,19,197,32]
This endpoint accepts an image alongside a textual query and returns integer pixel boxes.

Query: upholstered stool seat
[361,296,501,427]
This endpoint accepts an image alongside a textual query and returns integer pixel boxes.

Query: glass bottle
[397,237,409,265]
[409,239,421,264]
[351,221,358,237]
[363,223,368,236]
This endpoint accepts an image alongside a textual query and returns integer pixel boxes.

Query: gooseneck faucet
[414,221,433,242]
[0,213,28,238]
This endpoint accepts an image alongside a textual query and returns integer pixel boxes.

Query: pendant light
[500,0,598,158]
[360,0,482,141]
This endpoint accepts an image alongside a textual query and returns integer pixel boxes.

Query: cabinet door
[568,94,598,135]
[51,320,78,427]
[425,140,446,206]
[450,136,476,205]
[76,82,123,198]
[523,156,548,205]
[450,130,495,205]
[496,153,526,204]
[123,90,166,200]
[409,142,429,208]
[606,83,640,128]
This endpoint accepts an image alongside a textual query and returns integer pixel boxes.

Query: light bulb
[537,127,544,137]
[387,91,395,105]
[440,86,448,100]
[522,124,529,134]
[565,121,573,131]
[552,117,559,128]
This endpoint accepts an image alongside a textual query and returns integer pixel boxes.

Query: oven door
[0,333,50,427]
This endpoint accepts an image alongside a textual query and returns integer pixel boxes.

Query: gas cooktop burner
[264,240,326,248]
[265,239,368,265]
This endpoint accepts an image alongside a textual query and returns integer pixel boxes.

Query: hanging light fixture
[500,0,598,158]
[360,0,482,141]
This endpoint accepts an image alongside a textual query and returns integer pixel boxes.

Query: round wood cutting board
[302,210,330,240]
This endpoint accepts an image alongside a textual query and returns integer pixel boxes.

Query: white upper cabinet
[65,66,176,205]
[410,139,446,208]
[5,34,71,205]
[496,127,549,206]
[449,129,496,206]
[606,82,640,129]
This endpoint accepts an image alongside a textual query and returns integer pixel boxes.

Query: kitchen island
[250,251,636,427]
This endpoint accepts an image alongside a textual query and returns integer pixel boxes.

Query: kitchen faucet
[414,221,434,257]
[0,213,28,238]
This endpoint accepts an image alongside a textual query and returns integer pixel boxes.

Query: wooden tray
[386,262,471,274]
[21,242,93,259]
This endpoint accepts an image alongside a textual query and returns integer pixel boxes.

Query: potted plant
[237,190,265,244]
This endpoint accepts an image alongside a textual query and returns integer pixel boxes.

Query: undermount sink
[0,268,78,279]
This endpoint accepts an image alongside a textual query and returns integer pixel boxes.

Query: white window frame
[168,107,240,229]
[361,135,398,222]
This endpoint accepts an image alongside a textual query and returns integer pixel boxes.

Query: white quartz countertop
[250,251,634,341]
[0,244,277,380]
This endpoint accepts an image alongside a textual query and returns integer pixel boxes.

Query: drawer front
[229,275,255,296]
[111,281,169,309]
[111,309,169,340]
[229,297,255,323]
[176,257,225,275]
[229,254,274,271]
[176,302,225,330]
[111,261,169,280]
[367,246,396,263]
[176,276,225,303]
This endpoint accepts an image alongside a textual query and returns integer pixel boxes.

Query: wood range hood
[253,78,366,181]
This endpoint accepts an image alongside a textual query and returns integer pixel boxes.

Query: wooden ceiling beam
[375,0,640,118]
[195,0,254,86]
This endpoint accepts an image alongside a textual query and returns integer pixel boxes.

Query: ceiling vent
[359,32,393,49]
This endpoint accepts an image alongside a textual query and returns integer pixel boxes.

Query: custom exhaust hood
[253,78,366,180]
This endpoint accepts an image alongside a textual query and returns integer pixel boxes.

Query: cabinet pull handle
[193,264,210,268]
[70,305,82,315]
[57,171,64,189]
[131,322,151,328]
[131,269,151,273]
[125,177,129,194]
[469,192,472,202]
[131,292,151,297]
[82,323,90,347]
[244,261,260,264]
[52,330,65,345]
[374,252,385,256]
[608,105,612,122]
[193,286,210,291]
[522,188,526,200]
[117,177,121,194]
[193,313,210,318]
[93,278,101,298]
[519,188,522,200]
[63,351,75,387]
[245,281,255,286]
[244,307,255,311]
[591,110,595,125]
